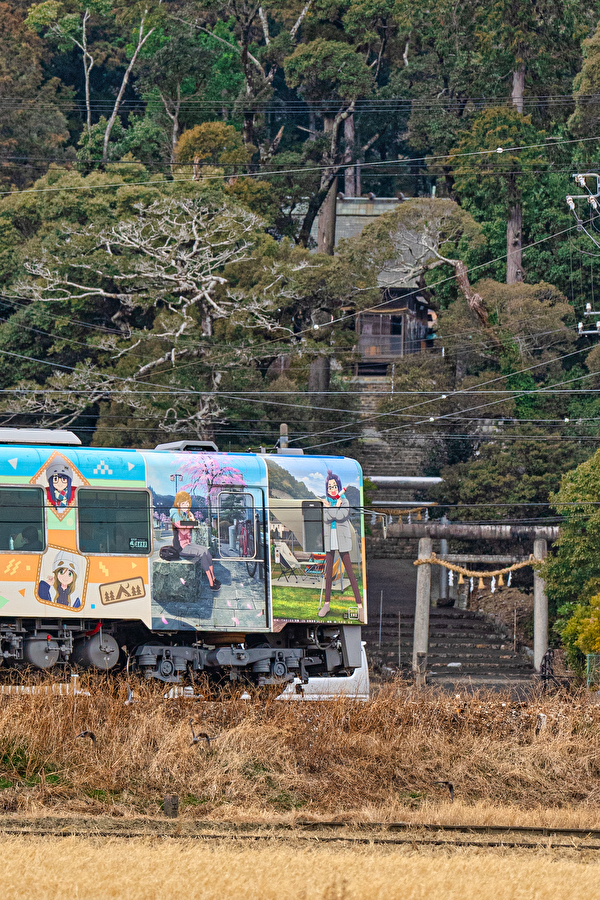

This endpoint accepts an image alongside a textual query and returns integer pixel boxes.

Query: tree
[284,39,374,252]
[448,108,545,284]
[429,430,588,522]
[470,0,593,282]
[26,0,111,134]
[135,22,217,165]
[374,276,577,470]
[28,0,162,161]
[569,19,600,138]
[175,122,252,173]
[475,0,593,114]
[5,192,267,434]
[540,448,600,669]
[187,0,315,148]
[391,0,482,164]
[341,0,398,195]
[345,198,489,326]
[0,3,71,190]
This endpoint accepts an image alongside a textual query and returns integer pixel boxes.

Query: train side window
[78,490,151,554]
[301,500,324,553]
[0,487,45,552]
[218,492,255,558]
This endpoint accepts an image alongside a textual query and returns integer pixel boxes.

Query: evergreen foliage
[2,1,600,644]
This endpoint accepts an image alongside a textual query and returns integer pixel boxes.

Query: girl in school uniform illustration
[318,471,363,621]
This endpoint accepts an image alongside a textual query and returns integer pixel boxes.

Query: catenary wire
[2,133,600,196]
[303,354,600,450]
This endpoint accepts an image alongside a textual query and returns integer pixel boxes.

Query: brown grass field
[0,675,599,821]
[2,837,600,900]
[3,677,600,896]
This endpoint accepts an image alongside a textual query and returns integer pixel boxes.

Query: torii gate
[386,522,560,674]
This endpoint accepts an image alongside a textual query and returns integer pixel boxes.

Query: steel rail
[0,829,597,851]
[2,820,600,849]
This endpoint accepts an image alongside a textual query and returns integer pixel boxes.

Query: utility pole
[533,538,548,672]
[279,423,289,450]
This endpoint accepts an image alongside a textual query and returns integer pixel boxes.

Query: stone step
[393,651,532,664]
[369,636,515,647]
[365,630,514,643]
[369,636,517,648]
[366,629,514,639]
[392,643,520,653]
[370,638,529,653]
[428,677,537,690]
[369,640,531,657]
[364,602,535,685]
[368,611,487,621]
[429,662,533,672]
[427,650,531,660]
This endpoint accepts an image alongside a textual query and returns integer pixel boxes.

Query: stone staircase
[363,607,535,691]
[349,375,435,477]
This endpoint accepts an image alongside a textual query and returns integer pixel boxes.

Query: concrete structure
[310,196,401,246]
[388,523,560,542]
[412,538,432,671]
[401,523,554,676]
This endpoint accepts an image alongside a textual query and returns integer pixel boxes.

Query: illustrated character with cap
[38,551,81,608]
[45,459,76,511]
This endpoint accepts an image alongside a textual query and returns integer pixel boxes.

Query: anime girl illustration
[46,459,76,511]
[38,550,81,608]
[318,470,363,621]
[170,490,220,591]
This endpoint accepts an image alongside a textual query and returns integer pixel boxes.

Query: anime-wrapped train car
[0,430,367,684]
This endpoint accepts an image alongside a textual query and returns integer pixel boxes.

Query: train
[0,429,367,684]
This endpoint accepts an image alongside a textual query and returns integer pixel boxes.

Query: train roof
[0,428,82,446]
[0,429,354,460]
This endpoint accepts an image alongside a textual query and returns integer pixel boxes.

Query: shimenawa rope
[414,552,543,588]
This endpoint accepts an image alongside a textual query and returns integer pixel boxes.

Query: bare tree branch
[290,0,313,41]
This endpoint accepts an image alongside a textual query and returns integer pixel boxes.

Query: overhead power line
[0,92,594,113]
[2,134,600,197]
[0,220,580,417]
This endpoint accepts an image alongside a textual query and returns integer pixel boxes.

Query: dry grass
[1,837,600,900]
[1,676,600,821]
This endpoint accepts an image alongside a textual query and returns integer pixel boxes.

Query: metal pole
[378,589,383,648]
[398,612,401,670]
[413,537,432,672]
[533,538,548,672]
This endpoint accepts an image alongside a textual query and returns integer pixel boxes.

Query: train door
[143,451,270,633]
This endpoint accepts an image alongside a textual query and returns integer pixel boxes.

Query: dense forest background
[3,0,600,528]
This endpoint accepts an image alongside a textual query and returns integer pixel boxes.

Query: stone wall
[366,536,419,559]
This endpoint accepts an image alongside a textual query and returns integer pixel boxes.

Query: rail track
[1,818,600,851]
